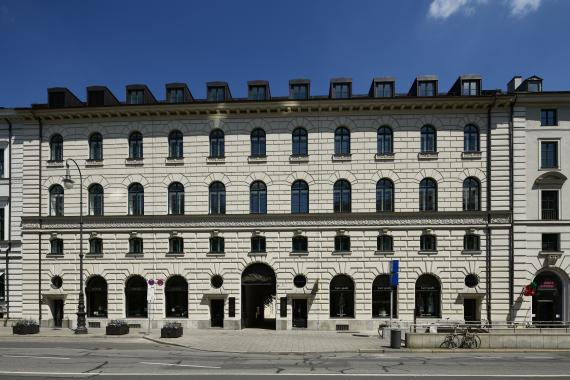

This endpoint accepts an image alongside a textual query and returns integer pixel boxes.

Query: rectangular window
[463,235,480,251]
[540,141,558,169]
[127,90,144,105]
[375,82,393,97]
[462,81,479,96]
[249,86,267,100]
[541,190,559,220]
[542,233,560,252]
[418,81,436,97]
[88,90,105,106]
[50,239,64,255]
[292,236,308,252]
[0,208,4,241]
[228,297,236,317]
[210,236,225,253]
[251,236,266,253]
[377,235,393,252]
[169,238,184,254]
[89,238,103,254]
[541,109,557,126]
[208,87,225,102]
[290,84,308,100]
[280,297,287,318]
[334,235,351,252]
[333,83,350,99]
[527,81,541,92]
[0,148,5,178]
[420,235,436,251]
[129,238,143,254]
[167,88,185,103]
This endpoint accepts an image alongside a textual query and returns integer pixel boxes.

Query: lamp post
[62,159,87,334]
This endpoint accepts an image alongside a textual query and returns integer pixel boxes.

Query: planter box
[161,326,183,338]
[13,325,40,335]
[106,325,129,335]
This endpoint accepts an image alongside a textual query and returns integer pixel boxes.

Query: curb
[142,335,387,354]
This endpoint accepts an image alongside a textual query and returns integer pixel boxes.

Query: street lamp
[62,159,87,334]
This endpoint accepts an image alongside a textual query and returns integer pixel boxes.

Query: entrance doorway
[292,299,307,328]
[533,271,564,325]
[52,299,64,328]
[463,299,479,322]
[241,263,276,329]
[210,299,224,328]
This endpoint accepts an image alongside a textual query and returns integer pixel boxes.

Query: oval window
[51,275,63,289]
[464,274,479,288]
[211,275,224,289]
[293,274,307,288]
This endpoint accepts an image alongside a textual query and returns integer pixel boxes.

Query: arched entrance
[241,263,276,329]
[86,276,107,318]
[532,271,566,325]
[165,275,188,318]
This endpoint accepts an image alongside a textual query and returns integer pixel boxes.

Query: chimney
[507,76,523,93]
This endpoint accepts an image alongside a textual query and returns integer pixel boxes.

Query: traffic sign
[390,259,399,274]
[390,273,399,287]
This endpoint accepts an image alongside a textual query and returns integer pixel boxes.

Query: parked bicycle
[440,327,481,349]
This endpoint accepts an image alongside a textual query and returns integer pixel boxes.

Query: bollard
[390,329,402,349]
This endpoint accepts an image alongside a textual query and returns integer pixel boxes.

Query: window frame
[168,182,185,215]
[540,109,558,126]
[419,178,438,212]
[334,127,351,155]
[464,125,480,152]
[333,180,351,213]
[209,236,225,254]
[88,184,104,216]
[376,178,394,212]
[49,134,63,162]
[88,132,103,161]
[292,127,308,156]
[209,129,225,158]
[250,128,267,157]
[463,234,481,251]
[418,81,436,97]
[128,237,143,254]
[334,235,351,252]
[540,189,560,221]
[376,235,394,252]
[539,140,560,169]
[420,234,437,252]
[89,237,103,255]
[420,125,437,153]
[292,235,308,253]
[250,236,266,253]
[49,185,64,216]
[463,177,481,211]
[168,130,184,159]
[128,183,144,216]
[377,126,393,155]
[291,180,309,214]
[50,238,64,255]
[541,233,560,252]
[128,131,143,159]
[249,181,267,214]
[169,237,184,254]
[209,181,226,215]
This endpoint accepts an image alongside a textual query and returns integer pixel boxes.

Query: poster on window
[264,296,276,319]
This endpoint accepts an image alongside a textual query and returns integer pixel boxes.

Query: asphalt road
[0,337,569,379]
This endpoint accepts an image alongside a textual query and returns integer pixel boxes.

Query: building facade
[7,75,568,331]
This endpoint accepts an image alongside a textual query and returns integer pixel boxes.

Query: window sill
[332,154,352,162]
[462,250,482,255]
[125,158,144,166]
[332,250,352,255]
[85,159,104,167]
[206,156,225,164]
[418,152,439,160]
[46,160,64,168]
[538,250,564,257]
[539,167,560,171]
[375,153,395,161]
[165,157,184,165]
[461,151,482,160]
[290,251,309,256]
[289,154,309,163]
[418,250,438,255]
[374,250,394,255]
[248,155,267,163]
[248,251,267,256]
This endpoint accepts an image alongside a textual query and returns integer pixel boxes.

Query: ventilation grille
[128,323,142,329]
[336,324,349,331]
[88,322,101,328]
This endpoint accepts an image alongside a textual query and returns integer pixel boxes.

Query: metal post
[389,289,393,328]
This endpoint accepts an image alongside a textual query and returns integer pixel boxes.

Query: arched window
[168,130,183,159]
[86,276,107,318]
[333,180,351,213]
[209,129,225,158]
[209,182,226,215]
[89,133,103,160]
[125,276,147,318]
[292,127,308,156]
[50,134,63,161]
[168,182,184,215]
[330,274,354,318]
[377,126,393,155]
[420,125,437,153]
[463,177,481,211]
[334,127,350,155]
[49,185,64,216]
[372,275,397,318]
[291,180,309,214]
[88,184,104,216]
[464,124,480,152]
[419,178,437,211]
[250,181,267,214]
[165,275,188,318]
[128,183,144,215]
[376,179,394,212]
[128,131,143,159]
[250,128,266,157]
[415,274,441,318]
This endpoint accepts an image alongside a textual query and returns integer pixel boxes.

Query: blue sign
[390,273,399,287]
[390,259,399,274]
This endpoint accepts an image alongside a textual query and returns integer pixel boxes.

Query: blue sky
[0,0,569,107]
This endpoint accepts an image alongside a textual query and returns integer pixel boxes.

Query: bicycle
[440,327,460,349]
[458,329,480,349]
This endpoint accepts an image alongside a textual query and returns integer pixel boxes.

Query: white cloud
[509,0,542,16]
[427,0,542,19]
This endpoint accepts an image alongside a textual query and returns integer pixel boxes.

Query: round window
[464,274,479,288]
[51,275,63,289]
[293,274,307,288]
[211,275,224,289]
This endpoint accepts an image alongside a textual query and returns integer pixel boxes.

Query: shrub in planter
[13,319,40,335]
[161,322,183,338]
[106,320,129,335]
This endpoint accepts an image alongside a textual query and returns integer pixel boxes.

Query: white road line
[140,361,222,369]
[2,354,71,360]
[521,356,555,360]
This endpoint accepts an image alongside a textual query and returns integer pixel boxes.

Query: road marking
[140,361,222,369]
[2,354,70,360]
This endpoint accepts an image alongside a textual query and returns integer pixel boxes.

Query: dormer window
[127,90,144,105]
[462,80,479,96]
[332,83,351,99]
[418,81,436,97]
[290,84,309,100]
[208,86,226,102]
[167,87,184,103]
[249,85,267,101]
[87,90,105,106]
[48,92,66,108]
[527,80,542,92]
[375,82,394,98]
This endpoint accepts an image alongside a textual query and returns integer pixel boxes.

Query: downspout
[35,116,43,321]
[508,95,518,323]
[485,109,491,324]
[4,118,12,319]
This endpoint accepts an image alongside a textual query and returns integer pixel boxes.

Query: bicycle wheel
[440,336,457,349]
[474,334,481,348]
[463,336,477,349]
